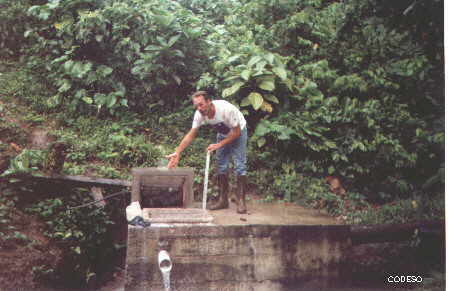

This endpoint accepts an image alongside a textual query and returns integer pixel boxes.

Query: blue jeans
[216,127,247,176]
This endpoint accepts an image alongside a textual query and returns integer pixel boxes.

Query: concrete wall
[131,168,194,208]
[125,224,351,291]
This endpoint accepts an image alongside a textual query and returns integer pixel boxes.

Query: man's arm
[207,126,241,152]
[166,127,198,168]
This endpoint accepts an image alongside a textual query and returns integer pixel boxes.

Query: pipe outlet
[158,250,172,272]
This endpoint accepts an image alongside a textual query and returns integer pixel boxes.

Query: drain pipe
[158,250,172,291]
[158,250,172,272]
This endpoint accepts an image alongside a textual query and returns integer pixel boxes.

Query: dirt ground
[0,208,63,291]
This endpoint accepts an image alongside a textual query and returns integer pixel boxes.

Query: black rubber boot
[208,174,229,210]
[236,175,247,214]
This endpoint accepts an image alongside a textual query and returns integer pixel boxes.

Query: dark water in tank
[141,185,182,208]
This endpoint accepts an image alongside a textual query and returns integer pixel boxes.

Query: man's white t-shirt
[192,100,246,135]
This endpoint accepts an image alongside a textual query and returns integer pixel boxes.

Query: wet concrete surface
[142,197,339,226]
[125,223,350,291]
[205,195,341,226]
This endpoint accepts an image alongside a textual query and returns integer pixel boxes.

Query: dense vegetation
[0,0,444,287]
[1,0,444,220]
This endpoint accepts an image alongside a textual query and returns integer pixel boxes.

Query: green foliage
[0,116,28,146]
[0,61,56,114]
[198,0,443,205]
[0,0,36,58]
[0,0,444,224]
[177,0,240,24]
[32,265,55,281]
[258,160,444,224]
[345,192,445,225]
[23,0,210,115]
[52,115,163,177]
[25,190,117,287]
[2,149,46,176]
[0,191,16,235]
[197,30,291,115]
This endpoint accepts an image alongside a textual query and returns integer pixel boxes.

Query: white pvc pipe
[202,151,211,210]
[158,250,172,272]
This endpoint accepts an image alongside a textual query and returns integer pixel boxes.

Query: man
[166,91,248,214]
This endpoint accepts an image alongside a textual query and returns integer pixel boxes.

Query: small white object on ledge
[126,201,142,221]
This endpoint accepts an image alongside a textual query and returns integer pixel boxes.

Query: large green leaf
[71,62,92,78]
[156,36,167,47]
[258,78,275,91]
[228,55,240,63]
[240,96,251,107]
[58,79,71,93]
[94,93,107,105]
[222,81,244,97]
[153,14,174,27]
[241,69,251,81]
[106,95,117,108]
[63,60,74,72]
[254,121,270,136]
[264,94,279,104]
[97,65,113,77]
[144,45,162,51]
[264,53,275,64]
[273,67,287,80]
[324,141,337,149]
[248,56,262,67]
[167,34,181,47]
[82,96,93,104]
[248,92,263,110]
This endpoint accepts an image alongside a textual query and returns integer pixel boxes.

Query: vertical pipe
[202,151,210,210]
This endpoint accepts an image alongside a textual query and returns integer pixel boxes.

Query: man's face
[193,95,212,116]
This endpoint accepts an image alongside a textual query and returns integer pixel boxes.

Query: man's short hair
[191,91,210,100]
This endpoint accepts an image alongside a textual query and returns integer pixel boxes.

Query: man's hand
[166,152,180,168]
[207,143,221,152]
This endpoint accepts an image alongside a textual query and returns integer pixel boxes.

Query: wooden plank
[2,173,131,187]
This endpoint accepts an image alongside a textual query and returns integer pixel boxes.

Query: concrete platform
[142,196,339,226]
[143,208,214,224]
[125,223,351,291]
[206,196,340,226]
[125,197,346,290]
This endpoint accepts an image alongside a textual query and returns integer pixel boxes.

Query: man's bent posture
[166,91,248,214]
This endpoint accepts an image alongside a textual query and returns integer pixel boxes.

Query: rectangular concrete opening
[130,167,213,224]
[131,168,194,208]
